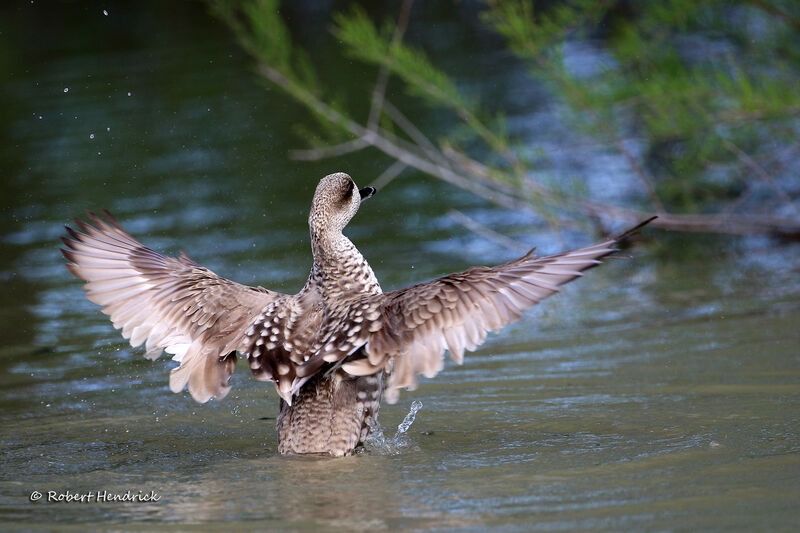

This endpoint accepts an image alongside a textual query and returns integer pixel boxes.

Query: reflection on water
[1,1,799,531]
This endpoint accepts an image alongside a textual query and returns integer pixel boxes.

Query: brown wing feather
[373,240,617,401]
[61,210,285,402]
[305,219,654,403]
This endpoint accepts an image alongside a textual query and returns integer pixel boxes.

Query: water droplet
[89,133,95,139]
[395,400,423,439]
[103,9,108,16]
[63,87,69,93]
[363,400,423,455]
[127,92,132,97]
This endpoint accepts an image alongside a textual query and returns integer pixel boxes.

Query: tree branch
[448,209,530,253]
[290,138,369,161]
[722,139,800,216]
[367,0,414,131]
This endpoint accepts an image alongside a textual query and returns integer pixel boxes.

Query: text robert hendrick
[29,490,161,503]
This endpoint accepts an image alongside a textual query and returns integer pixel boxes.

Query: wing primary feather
[359,217,655,401]
[63,211,285,403]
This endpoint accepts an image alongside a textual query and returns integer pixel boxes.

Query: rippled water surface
[2,3,799,531]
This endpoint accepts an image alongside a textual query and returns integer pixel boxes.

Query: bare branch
[615,137,666,213]
[367,0,414,131]
[290,138,369,161]
[723,139,800,216]
[442,144,552,198]
[448,209,530,253]
[370,160,407,190]
[383,100,448,165]
[743,0,800,32]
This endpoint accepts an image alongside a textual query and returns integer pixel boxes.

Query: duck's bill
[359,186,376,200]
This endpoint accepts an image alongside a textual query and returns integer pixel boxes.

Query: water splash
[363,400,423,455]
[395,399,423,439]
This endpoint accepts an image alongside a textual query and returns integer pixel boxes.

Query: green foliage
[292,94,354,147]
[484,0,800,212]
[210,0,800,235]
[333,6,473,113]
[482,0,605,60]
[237,0,319,90]
[211,0,356,143]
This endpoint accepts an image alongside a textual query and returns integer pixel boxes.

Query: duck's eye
[344,180,355,199]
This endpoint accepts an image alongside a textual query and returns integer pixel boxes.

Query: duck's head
[309,172,375,234]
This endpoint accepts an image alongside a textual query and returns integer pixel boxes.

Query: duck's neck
[309,227,381,299]
[311,226,353,261]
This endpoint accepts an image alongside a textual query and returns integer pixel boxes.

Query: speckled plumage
[61,172,652,456]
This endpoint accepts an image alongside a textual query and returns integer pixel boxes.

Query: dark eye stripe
[344,180,354,198]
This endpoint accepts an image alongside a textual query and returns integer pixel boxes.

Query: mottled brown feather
[303,237,639,403]
[61,210,284,402]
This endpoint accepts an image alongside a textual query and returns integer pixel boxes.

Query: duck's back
[244,261,385,456]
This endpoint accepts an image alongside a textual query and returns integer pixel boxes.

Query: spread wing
[61,210,285,402]
[310,218,654,402]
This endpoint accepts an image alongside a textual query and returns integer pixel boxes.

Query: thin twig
[383,100,447,165]
[367,0,414,131]
[441,143,571,232]
[290,138,369,161]
[615,137,666,213]
[743,0,800,32]
[448,209,530,253]
[529,54,667,213]
[723,139,800,216]
[717,106,800,123]
[358,9,525,176]
[442,144,552,198]
[722,184,758,216]
[370,160,407,190]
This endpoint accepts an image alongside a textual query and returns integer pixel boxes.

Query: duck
[61,172,653,456]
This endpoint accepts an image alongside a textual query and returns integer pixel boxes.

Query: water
[363,400,424,455]
[2,2,800,531]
